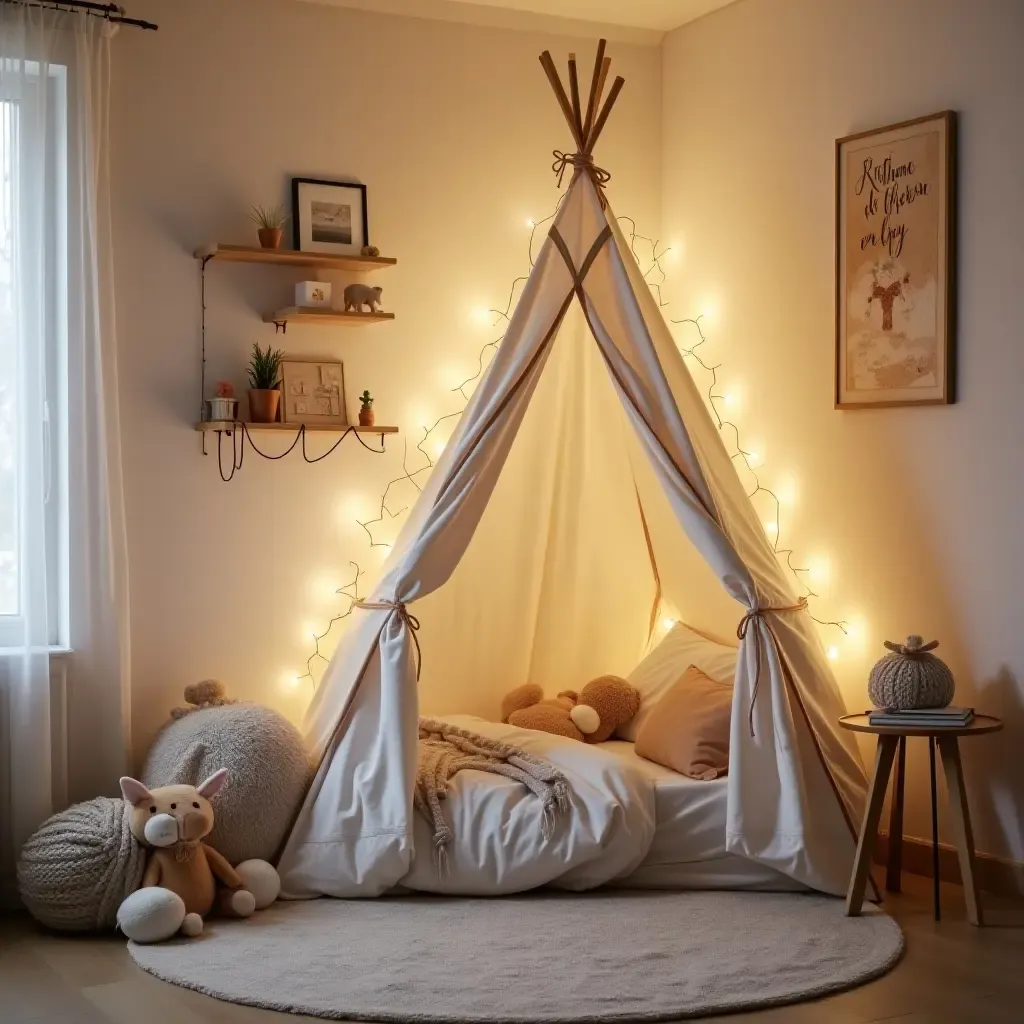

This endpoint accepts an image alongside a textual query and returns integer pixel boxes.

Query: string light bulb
[525,217,536,228]
[661,616,677,631]
[826,646,840,661]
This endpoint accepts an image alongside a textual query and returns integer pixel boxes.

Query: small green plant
[359,390,374,409]
[247,341,284,390]
[247,203,288,230]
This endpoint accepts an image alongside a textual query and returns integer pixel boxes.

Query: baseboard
[876,831,1024,898]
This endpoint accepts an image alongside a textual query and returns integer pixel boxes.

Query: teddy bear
[115,768,280,943]
[501,675,641,743]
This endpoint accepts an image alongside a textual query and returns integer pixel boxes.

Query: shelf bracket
[273,320,288,334]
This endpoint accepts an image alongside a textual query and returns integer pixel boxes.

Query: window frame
[0,59,69,650]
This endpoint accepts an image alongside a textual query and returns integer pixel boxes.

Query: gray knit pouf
[143,703,311,865]
[17,797,145,931]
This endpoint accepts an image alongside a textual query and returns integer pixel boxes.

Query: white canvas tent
[278,43,869,900]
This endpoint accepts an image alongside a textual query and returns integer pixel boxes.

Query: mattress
[597,740,807,891]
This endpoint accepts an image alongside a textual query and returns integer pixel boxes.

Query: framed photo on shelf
[835,111,957,409]
[279,358,348,427]
[291,177,368,256]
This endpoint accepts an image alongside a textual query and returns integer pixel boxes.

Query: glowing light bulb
[826,646,839,661]
[723,391,740,410]
[471,306,492,326]
[300,620,318,642]
[430,436,447,459]
[661,616,677,631]
[746,450,761,467]
[280,672,301,691]
[526,217,536,228]
[763,520,779,535]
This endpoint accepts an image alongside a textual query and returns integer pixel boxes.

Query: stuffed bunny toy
[116,769,280,943]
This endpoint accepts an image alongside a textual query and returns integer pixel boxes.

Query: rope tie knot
[551,149,612,190]
[355,599,423,680]
[737,596,809,737]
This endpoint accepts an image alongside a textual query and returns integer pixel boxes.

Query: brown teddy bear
[501,675,641,743]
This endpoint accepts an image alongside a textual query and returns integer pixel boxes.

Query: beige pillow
[634,665,731,780]
[619,621,738,741]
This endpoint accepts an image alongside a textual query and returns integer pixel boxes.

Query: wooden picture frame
[278,358,348,427]
[835,111,957,409]
[291,177,369,257]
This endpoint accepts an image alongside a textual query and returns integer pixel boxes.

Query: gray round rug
[129,891,903,1022]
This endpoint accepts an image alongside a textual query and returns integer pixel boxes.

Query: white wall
[111,0,660,757]
[662,0,1024,862]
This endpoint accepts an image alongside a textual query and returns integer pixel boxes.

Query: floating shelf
[262,307,395,328]
[195,421,398,434]
[195,243,397,272]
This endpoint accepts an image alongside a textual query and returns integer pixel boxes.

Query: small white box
[295,281,332,307]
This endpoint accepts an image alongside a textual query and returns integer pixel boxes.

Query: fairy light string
[294,205,847,690]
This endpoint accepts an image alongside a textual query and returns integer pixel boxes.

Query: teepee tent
[278,43,869,900]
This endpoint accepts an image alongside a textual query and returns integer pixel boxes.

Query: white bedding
[400,716,655,894]
[599,741,806,892]
[398,717,802,896]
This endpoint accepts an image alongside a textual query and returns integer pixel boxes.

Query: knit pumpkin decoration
[868,635,955,710]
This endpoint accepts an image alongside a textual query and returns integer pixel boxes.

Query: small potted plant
[207,380,237,422]
[248,203,288,250]
[247,341,284,423]
[358,390,375,427]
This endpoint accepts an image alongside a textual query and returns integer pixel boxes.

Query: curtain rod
[0,0,159,31]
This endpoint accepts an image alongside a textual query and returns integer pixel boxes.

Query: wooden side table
[840,713,1002,926]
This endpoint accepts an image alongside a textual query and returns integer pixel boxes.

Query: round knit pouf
[17,797,145,932]
[143,703,310,865]
[868,635,955,710]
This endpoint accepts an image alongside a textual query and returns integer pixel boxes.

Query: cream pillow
[634,665,732,780]
[618,621,737,741]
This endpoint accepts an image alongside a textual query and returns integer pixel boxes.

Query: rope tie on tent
[355,600,423,680]
[737,597,809,738]
[551,149,611,191]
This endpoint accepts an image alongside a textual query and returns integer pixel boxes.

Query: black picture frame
[291,177,369,256]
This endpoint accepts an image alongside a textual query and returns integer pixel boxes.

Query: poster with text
[835,112,956,407]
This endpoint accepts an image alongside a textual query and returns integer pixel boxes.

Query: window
[0,60,68,648]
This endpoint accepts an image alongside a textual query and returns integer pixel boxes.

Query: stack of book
[868,706,974,727]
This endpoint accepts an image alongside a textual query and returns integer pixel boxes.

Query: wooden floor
[2,873,1023,1023]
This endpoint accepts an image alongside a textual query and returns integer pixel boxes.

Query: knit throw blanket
[416,718,572,871]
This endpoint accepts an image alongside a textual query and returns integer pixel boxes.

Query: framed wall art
[279,358,348,427]
[835,111,957,408]
[291,177,368,256]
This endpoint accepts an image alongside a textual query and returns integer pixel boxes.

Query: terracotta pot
[358,407,375,427]
[248,389,280,423]
[257,227,283,250]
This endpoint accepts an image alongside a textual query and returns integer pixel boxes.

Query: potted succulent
[248,203,288,250]
[358,390,375,427]
[247,342,284,423]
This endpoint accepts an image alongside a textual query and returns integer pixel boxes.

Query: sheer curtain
[0,5,130,905]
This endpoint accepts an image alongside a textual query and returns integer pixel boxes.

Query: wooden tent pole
[567,53,584,143]
[585,75,624,156]
[539,50,584,150]
[581,39,607,145]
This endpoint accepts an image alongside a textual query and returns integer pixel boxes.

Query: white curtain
[0,6,129,905]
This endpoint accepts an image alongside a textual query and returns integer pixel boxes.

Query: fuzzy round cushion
[17,797,146,931]
[143,703,311,865]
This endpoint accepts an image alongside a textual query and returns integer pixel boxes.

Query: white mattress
[597,741,806,891]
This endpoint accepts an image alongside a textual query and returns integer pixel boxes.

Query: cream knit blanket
[416,718,572,871]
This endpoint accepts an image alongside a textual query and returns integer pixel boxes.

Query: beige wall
[662,0,1024,862]
[111,0,660,757]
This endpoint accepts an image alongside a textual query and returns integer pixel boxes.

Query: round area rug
[129,891,903,1022]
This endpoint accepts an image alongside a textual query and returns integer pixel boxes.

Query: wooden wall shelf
[195,421,398,435]
[195,243,397,272]
[262,307,395,328]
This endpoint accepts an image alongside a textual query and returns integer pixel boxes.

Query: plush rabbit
[116,769,279,943]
